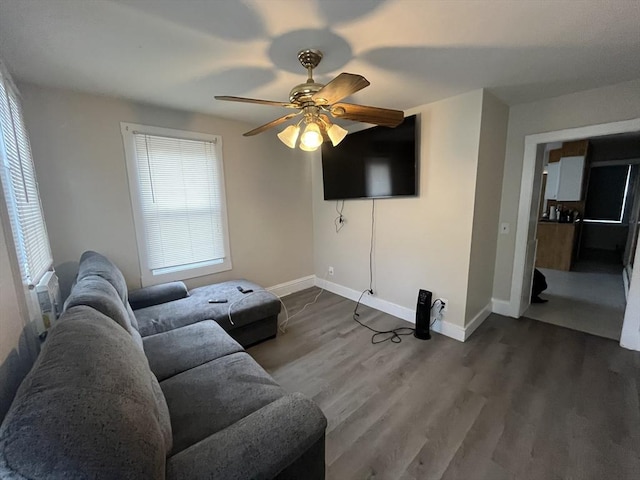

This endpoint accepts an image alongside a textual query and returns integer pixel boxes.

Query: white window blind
[122,123,231,285]
[0,65,52,287]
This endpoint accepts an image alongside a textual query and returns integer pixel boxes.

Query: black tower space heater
[414,289,432,340]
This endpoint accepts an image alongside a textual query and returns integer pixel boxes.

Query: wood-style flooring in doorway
[248,287,640,480]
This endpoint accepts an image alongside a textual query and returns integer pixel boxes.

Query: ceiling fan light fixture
[299,141,320,152]
[277,124,300,148]
[327,123,348,146]
[300,122,323,150]
[216,48,404,144]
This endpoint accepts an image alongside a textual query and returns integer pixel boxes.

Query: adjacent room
[1,1,640,479]
[526,134,640,340]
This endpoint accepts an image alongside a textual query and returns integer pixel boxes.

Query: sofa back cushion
[0,306,172,479]
[64,274,143,350]
[65,274,130,330]
[128,282,189,310]
[78,250,129,303]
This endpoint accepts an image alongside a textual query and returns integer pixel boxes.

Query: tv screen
[321,115,417,200]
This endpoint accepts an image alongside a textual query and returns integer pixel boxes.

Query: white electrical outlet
[328,266,334,276]
[439,298,448,312]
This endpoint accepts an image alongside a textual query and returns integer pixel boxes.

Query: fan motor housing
[289,81,324,104]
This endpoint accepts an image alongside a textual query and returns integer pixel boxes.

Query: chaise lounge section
[79,250,282,346]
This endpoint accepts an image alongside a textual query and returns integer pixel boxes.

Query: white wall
[493,79,640,302]
[0,215,26,363]
[0,211,43,422]
[312,90,485,329]
[18,83,314,296]
[466,91,509,323]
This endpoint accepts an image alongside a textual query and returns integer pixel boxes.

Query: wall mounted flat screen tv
[321,115,417,200]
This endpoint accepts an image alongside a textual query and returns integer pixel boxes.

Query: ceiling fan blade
[312,73,370,105]
[243,111,301,136]
[215,96,299,109]
[330,103,404,127]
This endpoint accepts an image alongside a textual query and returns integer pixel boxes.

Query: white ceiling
[1,0,639,128]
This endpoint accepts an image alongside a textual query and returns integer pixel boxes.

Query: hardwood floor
[248,288,640,480]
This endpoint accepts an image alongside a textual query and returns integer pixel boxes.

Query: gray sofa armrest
[129,282,189,310]
[166,393,327,480]
[143,321,244,381]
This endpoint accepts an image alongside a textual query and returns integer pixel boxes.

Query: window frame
[121,122,232,286]
[583,164,633,225]
[0,62,53,289]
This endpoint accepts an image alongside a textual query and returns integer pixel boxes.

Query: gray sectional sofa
[0,251,327,479]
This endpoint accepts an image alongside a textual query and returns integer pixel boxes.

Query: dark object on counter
[531,268,548,303]
[555,208,579,223]
[557,208,573,223]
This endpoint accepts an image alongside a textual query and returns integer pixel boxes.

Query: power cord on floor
[353,291,443,344]
[351,198,413,343]
[227,272,329,334]
[351,198,440,344]
[352,289,415,344]
[279,283,325,332]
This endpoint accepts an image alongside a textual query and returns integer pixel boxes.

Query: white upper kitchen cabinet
[545,156,585,201]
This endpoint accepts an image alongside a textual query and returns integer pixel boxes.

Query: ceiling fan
[215,49,405,151]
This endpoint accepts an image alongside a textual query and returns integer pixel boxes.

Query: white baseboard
[316,277,468,342]
[464,303,492,341]
[267,275,315,297]
[431,319,466,342]
[492,298,514,317]
[316,277,414,321]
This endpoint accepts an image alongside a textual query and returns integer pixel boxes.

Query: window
[121,123,231,286]
[584,164,632,223]
[0,62,53,287]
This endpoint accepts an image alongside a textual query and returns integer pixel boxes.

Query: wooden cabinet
[561,139,589,157]
[548,148,562,163]
[536,222,578,271]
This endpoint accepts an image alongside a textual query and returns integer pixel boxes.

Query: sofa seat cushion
[143,320,244,381]
[161,351,286,455]
[134,280,281,337]
[0,306,170,479]
[166,394,328,480]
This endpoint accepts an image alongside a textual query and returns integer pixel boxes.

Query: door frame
[511,117,640,350]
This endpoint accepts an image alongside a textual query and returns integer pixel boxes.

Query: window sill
[141,258,232,287]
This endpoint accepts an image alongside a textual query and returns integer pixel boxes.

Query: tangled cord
[227,284,325,334]
[352,289,415,344]
[350,199,414,344]
[352,290,446,344]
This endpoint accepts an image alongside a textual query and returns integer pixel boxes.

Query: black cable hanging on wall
[352,199,416,344]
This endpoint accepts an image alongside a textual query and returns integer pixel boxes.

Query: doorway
[510,118,640,350]
[523,137,640,339]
